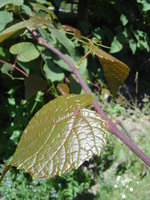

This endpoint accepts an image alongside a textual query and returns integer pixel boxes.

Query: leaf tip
[0,164,11,182]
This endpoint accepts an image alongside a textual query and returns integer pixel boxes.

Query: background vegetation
[0,0,150,199]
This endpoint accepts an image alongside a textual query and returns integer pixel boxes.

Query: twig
[0,58,28,77]
[135,71,138,108]
[30,30,150,167]
[113,119,134,143]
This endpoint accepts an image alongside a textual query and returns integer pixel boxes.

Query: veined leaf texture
[1,94,108,179]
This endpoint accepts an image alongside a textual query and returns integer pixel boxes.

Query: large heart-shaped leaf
[88,43,130,96]
[10,42,40,62]
[0,94,108,179]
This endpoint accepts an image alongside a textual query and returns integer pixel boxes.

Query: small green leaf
[129,39,137,54]
[0,47,5,57]
[0,11,13,32]
[43,59,64,82]
[0,94,108,179]
[120,14,128,26]
[1,64,13,74]
[110,36,123,53]
[137,0,150,11]
[10,42,40,62]
[21,4,32,15]
[0,0,24,8]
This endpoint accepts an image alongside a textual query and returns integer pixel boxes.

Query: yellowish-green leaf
[0,15,50,43]
[32,3,58,20]
[10,42,40,62]
[88,43,130,96]
[57,83,70,95]
[0,0,23,8]
[0,94,108,179]
[63,25,82,39]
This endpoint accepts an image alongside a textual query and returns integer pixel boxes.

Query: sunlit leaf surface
[10,42,40,62]
[88,43,130,96]
[0,0,23,8]
[63,25,82,39]
[0,15,50,43]
[1,94,108,179]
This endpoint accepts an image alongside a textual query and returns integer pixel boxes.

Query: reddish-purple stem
[82,50,91,60]
[0,59,28,77]
[31,30,150,167]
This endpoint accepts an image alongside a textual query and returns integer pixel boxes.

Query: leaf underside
[88,43,130,96]
[1,94,108,179]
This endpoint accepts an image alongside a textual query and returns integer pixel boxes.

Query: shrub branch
[30,29,150,167]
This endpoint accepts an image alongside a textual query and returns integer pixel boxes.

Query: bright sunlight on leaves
[10,42,40,62]
[0,15,50,43]
[1,94,108,179]
[88,43,130,96]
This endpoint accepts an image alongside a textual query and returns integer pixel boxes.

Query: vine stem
[31,30,150,167]
[0,58,28,77]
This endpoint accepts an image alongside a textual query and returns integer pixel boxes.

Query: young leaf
[63,25,82,39]
[110,36,123,53]
[1,94,108,179]
[57,83,70,95]
[88,43,130,96]
[10,42,40,62]
[129,39,137,54]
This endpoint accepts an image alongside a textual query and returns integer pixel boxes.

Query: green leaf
[0,16,50,43]
[1,94,108,179]
[50,29,76,57]
[137,0,150,11]
[21,4,32,15]
[0,0,24,8]
[0,63,13,74]
[43,59,64,82]
[129,39,137,54]
[0,11,13,32]
[54,54,87,73]
[0,47,5,57]
[10,42,40,62]
[110,36,123,53]
[120,14,128,26]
